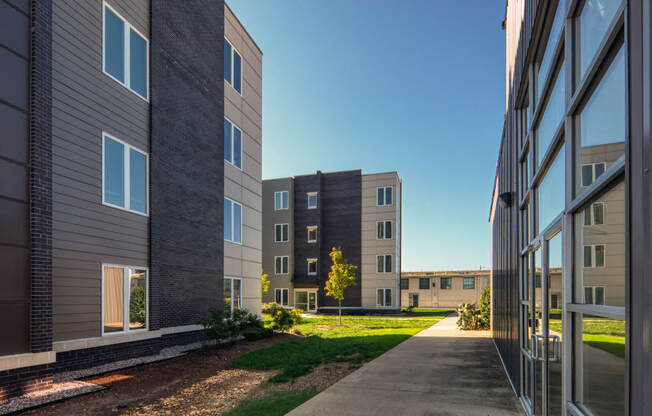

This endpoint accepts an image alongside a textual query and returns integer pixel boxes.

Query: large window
[377,221,393,239]
[536,1,565,104]
[376,255,392,273]
[275,256,289,275]
[537,145,565,233]
[224,118,242,169]
[536,63,565,168]
[275,224,289,242]
[577,0,623,79]
[275,288,289,306]
[419,278,429,290]
[463,277,475,290]
[440,277,452,290]
[224,38,242,94]
[224,277,242,315]
[102,134,148,215]
[103,4,148,100]
[400,279,409,290]
[224,198,242,244]
[376,288,392,307]
[377,187,393,206]
[102,265,148,334]
[274,191,289,210]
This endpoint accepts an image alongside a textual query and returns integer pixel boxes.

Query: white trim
[580,162,606,187]
[101,263,149,336]
[102,1,149,101]
[582,244,606,268]
[307,258,318,275]
[274,255,289,275]
[224,197,243,244]
[275,288,289,306]
[376,288,393,307]
[101,132,149,216]
[307,192,318,209]
[376,186,394,206]
[307,225,318,243]
[294,289,318,312]
[274,190,289,210]
[224,276,243,315]
[583,285,607,305]
[583,201,605,226]
[275,223,289,242]
[224,36,243,96]
[376,220,393,240]
[224,116,243,170]
[376,254,393,273]
[0,351,57,372]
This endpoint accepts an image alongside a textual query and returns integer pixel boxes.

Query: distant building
[400,270,490,308]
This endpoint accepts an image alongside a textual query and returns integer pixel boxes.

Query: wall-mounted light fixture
[498,191,512,208]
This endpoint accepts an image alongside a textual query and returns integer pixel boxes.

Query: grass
[550,317,625,359]
[407,308,455,318]
[231,315,441,383]
[307,308,454,319]
[222,389,319,416]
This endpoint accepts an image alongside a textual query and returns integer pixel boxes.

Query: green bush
[267,303,302,332]
[401,306,415,314]
[201,308,264,340]
[242,326,274,341]
[129,286,146,325]
[457,287,490,330]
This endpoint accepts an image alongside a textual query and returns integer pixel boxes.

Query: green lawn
[550,318,625,359]
[307,308,453,319]
[222,389,318,416]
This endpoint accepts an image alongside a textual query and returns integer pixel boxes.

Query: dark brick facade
[0,363,53,403]
[150,0,225,329]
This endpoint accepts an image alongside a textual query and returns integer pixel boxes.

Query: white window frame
[102,132,149,216]
[583,244,606,268]
[224,198,243,244]
[224,37,242,95]
[581,162,606,187]
[274,191,289,210]
[376,186,394,206]
[583,285,607,305]
[275,223,289,243]
[376,220,393,240]
[307,258,318,275]
[307,192,318,209]
[376,254,393,273]
[376,288,393,307]
[224,117,242,170]
[584,202,605,226]
[102,2,149,101]
[101,263,149,336]
[275,288,289,306]
[224,276,242,316]
[275,256,289,275]
[307,226,318,243]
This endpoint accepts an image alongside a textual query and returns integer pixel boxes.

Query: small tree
[261,269,270,299]
[325,247,358,326]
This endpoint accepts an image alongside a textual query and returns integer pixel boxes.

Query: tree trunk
[339,299,342,326]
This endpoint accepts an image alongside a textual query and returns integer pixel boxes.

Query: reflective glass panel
[537,65,566,168]
[129,29,147,99]
[224,200,232,241]
[537,145,565,233]
[233,127,242,168]
[224,39,231,84]
[224,278,232,310]
[129,149,147,214]
[104,137,124,207]
[224,119,232,163]
[104,7,124,82]
[233,202,242,244]
[537,2,565,104]
[103,266,124,333]
[579,0,623,78]
[233,50,242,93]
[128,268,147,329]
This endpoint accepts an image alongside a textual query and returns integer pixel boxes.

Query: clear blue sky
[227,0,506,271]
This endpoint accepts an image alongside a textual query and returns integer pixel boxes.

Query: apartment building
[262,170,402,311]
[400,270,491,308]
[490,0,649,415]
[0,0,261,401]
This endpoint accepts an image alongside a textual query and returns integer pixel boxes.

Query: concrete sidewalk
[287,314,523,416]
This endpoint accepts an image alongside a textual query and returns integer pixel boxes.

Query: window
[550,293,560,309]
[307,226,317,243]
[307,259,318,275]
[102,265,148,334]
[584,202,604,226]
[578,0,623,78]
[275,256,289,275]
[441,277,452,290]
[581,162,606,187]
[463,277,475,290]
[584,286,606,305]
[377,186,393,206]
[102,134,148,215]
[274,191,289,210]
[224,38,242,94]
[224,119,242,169]
[307,192,318,209]
[376,255,392,273]
[537,145,565,233]
[224,277,242,315]
[536,2,565,104]
[400,279,409,290]
[103,4,148,100]
[536,63,565,168]
[419,278,429,290]
[376,221,393,239]
[408,293,419,308]
[583,245,605,268]
[376,288,393,307]
[275,224,289,242]
[275,288,289,306]
[224,198,242,244]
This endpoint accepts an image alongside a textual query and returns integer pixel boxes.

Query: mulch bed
[20,333,298,416]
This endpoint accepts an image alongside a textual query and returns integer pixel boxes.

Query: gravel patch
[0,381,103,415]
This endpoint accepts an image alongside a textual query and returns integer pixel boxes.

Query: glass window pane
[282,224,288,242]
[275,289,281,303]
[419,278,428,290]
[283,289,289,305]
[275,192,281,210]
[385,289,392,306]
[233,127,242,168]
[129,149,147,214]
[377,289,383,306]
[104,7,124,82]
[595,287,605,305]
[129,29,147,98]
[385,187,392,205]
[282,191,288,209]
[233,50,242,93]
[224,119,232,164]
[576,314,625,414]
[574,181,625,306]
[103,266,124,333]
[224,200,232,241]
[577,47,625,193]
[537,145,565,232]
[385,221,392,239]
[377,222,384,239]
[233,203,242,244]
[385,255,392,273]
[582,164,593,187]
[593,203,604,224]
[579,0,623,78]
[537,3,565,104]
[224,39,231,84]
[283,257,288,273]
[275,257,281,274]
[377,256,384,273]
[584,206,592,226]
[128,268,147,329]
[401,279,409,290]
[224,278,232,310]
[377,188,384,205]
[104,137,125,207]
[233,279,241,309]
[536,64,565,168]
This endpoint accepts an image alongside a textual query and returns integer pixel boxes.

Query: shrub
[201,308,264,340]
[457,287,490,330]
[261,302,277,314]
[242,327,273,341]
[267,303,302,332]
[401,306,415,315]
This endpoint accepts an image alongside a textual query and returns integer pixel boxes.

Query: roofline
[401,269,491,275]
[224,2,263,56]
[264,169,401,182]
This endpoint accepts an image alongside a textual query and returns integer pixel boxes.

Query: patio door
[295,290,317,312]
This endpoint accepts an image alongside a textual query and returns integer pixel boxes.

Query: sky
[227,0,506,271]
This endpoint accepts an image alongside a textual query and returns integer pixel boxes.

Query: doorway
[295,290,317,312]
